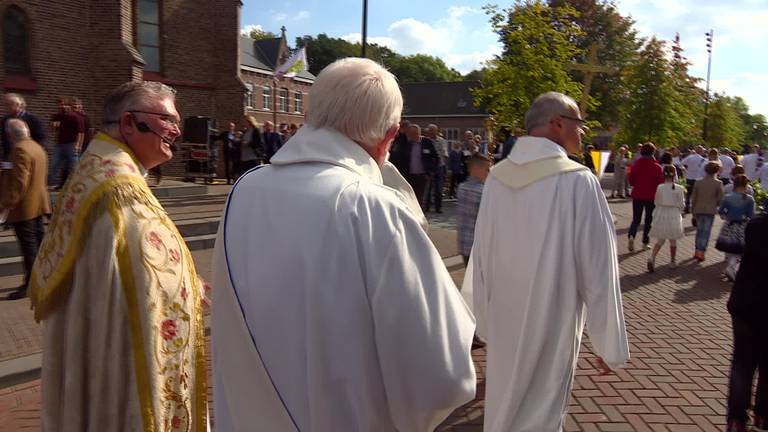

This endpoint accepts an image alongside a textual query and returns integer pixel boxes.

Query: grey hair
[3,93,26,110]
[102,81,177,126]
[426,124,438,132]
[305,58,402,148]
[524,92,580,132]
[409,124,421,135]
[6,118,30,141]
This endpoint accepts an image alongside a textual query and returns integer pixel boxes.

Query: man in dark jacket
[1,93,47,159]
[390,123,438,209]
[262,121,283,161]
[725,214,768,432]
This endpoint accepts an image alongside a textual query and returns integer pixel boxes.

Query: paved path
[0,195,740,431]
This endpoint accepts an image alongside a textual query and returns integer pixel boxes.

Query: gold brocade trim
[96,132,142,168]
[29,175,150,321]
[110,199,158,432]
[187,246,207,431]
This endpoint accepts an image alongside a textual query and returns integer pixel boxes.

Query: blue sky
[241,0,768,116]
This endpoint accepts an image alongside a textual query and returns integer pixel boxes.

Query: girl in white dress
[648,165,686,271]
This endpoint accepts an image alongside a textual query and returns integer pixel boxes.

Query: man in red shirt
[627,142,664,251]
[48,97,84,189]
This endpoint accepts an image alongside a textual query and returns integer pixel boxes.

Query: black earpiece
[136,121,151,133]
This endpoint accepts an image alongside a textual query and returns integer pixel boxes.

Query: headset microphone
[135,120,176,148]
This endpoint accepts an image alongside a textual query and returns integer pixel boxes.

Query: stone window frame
[134,0,163,73]
[262,85,272,111]
[442,128,460,142]
[244,83,254,108]
[278,88,289,112]
[294,91,303,114]
[2,5,32,75]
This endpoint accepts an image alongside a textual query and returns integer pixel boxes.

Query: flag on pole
[591,150,612,179]
[275,47,308,80]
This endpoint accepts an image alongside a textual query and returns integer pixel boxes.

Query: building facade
[1,0,246,176]
[239,32,315,129]
[400,81,492,146]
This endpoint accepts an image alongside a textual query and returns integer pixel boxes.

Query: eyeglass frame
[127,110,181,128]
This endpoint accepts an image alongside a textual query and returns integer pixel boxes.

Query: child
[690,161,724,261]
[457,154,491,265]
[647,165,686,272]
[717,175,755,281]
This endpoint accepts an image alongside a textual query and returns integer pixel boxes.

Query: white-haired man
[0,119,50,300]
[1,93,47,159]
[465,92,629,431]
[212,57,476,431]
[29,82,208,431]
[742,144,762,180]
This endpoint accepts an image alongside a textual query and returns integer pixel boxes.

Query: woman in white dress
[648,165,686,271]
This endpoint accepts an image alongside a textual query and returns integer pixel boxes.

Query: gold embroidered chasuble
[30,133,207,431]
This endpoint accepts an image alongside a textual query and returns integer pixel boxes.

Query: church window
[136,0,161,72]
[2,6,31,74]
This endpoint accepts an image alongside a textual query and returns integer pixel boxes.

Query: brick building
[239,30,315,128]
[400,81,492,146]
[0,0,244,176]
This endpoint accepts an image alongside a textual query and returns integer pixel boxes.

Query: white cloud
[240,24,264,36]
[271,10,310,23]
[617,0,768,114]
[348,5,498,74]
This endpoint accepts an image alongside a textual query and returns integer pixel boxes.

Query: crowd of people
[0,58,765,432]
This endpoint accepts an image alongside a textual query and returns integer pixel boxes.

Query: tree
[705,94,747,150]
[618,37,681,147]
[385,54,462,83]
[748,113,768,150]
[295,34,461,83]
[249,28,277,41]
[464,68,488,81]
[668,33,706,148]
[549,0,640,127]
[474,1,584,129]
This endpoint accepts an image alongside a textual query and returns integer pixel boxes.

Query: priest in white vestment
[467,92,630,431]
[212,58,476,432]
[30,82,208,431]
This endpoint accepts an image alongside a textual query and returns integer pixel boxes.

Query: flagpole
[272,80,277,128]
[361,0,368,58]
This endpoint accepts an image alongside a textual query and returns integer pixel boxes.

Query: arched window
[2,6,31,74]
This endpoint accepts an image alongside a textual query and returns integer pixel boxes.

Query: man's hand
[594,356,613,375]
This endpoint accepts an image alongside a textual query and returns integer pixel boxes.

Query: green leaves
[474,0,584,129]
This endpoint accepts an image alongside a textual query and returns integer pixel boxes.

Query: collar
[93,132,148,176]
[507,136,568,164]
[269,126,383,184]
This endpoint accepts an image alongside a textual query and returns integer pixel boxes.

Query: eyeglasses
[128,110,181,128]
[559,115,587,125]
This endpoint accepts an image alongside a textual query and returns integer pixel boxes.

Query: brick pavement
[0,197,742,431]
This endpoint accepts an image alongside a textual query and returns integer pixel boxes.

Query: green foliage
[294,34,460,83]
[748,113,768,150]
[549,0,641,127]
[750,180,768,213]
[617,37,681,147]
[385,54,462,83]
[464,68,488,81]
[474,1,584,129]
[705,94,748,150]
[249,29,277,41]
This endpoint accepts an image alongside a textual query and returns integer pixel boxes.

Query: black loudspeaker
[183,116,212,144]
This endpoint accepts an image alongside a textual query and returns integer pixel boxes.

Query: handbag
[715,220,747,254]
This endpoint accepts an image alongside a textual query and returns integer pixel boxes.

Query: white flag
[275,47,308,80]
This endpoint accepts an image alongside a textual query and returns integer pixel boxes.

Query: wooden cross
[568,44,615,118]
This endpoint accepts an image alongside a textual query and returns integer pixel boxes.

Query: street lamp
[703,29,714,141]
[361,0,368,58]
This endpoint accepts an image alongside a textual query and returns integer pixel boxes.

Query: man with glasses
[30,82,209,431]
[464,92,629,431]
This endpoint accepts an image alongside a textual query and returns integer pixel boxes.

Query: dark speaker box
[183,116,211,144]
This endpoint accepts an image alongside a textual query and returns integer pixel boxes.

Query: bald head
[6,118,30,142]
